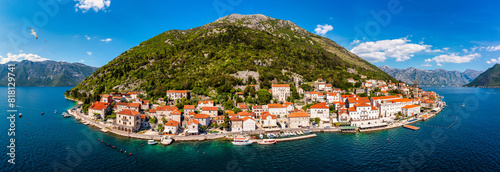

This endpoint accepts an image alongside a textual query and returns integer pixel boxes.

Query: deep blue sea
[0,87,499,171]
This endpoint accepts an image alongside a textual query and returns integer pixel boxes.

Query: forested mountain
[465,64,500,87]
[69,14,397,102]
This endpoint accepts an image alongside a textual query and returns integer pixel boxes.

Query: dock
[403,125,420,130]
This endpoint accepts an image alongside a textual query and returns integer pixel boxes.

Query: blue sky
[1,0,499,72]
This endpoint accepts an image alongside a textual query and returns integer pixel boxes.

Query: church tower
[413,74,418,98]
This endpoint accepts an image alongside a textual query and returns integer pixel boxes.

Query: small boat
[259,134,264,139]
[257,139,277,145]
[19,113,22,117]
[160,136,173,146]
[232,137,253,146]
[303,129,312,134]
[462,103,465,107]
[100,128,109,133]
[41,112,44,115]
[147,140,157,145]
[54,110,57,114]
[62,112,71,118]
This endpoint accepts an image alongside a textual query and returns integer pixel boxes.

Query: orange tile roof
[140,115,145,119]
[101,95,110,98]
[127,103,141,108]
[347,97,370,104]
[167,90,189,93]
[283,102,293,107]
[194,113,210,119]
[341,95,356,98]
[252,105,263,109]
[188,112,197,116]
[237,92,243,95]
[188,119,199,125]
[116,102,129,106]
[272,84,290,87]
[237,103,248,109]
[89,102,109,110]
[225,110,235,114]
[165,120,180,126]
[184,105,195,109]
[198,100,214,104]
[117,109,140,116]
[371,96,400,100]
[243,116,254,121]
[268,104,285,108]
[326,92,338,96]
[202,106,218,111]
[237,111,254,117]
[288,112,310,118]
[261,113,277,119]
[311,102,329,109]
[389,98,412,103]
[402,105,420,109]
[231,117,243,121]
[149,109,157,113]
[156,106,178,111]
[171,109,181,115]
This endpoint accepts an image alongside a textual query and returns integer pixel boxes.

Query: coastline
[65,97,445,143]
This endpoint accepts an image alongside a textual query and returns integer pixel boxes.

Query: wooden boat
[257,139,276,145]
[232,137,253,146]
[147,140,158,145]
[19,113,22,117]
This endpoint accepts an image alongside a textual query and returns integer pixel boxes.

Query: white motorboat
[232,137,253,146]
[257,139,277,145]
[303,129,312,134]
[148,140,158,145]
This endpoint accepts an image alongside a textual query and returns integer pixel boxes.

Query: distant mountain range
[379,65,483,87]
[464,64,500,87]
[0,60,97,86]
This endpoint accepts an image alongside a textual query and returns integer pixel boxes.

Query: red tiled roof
[243,116,254,121]
[202,106,218,111]
[198,100,214,104]
[188,119,199,125]
[89,102,109,110]
[283,102,293,107]
[261,112,277,120]
[268,104,285,108]
[311,102,329,109]
[140,115,145,119]
[184,105,195,109]
[402,105,420,109]
[288,112,310,118]
[116,102,129,106]
[157,106,178,111]
[194,114,210,119]
[237,111,254,117]
[117,109,140,116]
[272,84,290,87]
[252,105,263,109]
[326,92,338,96]
[371,96,400,100]
[149,109,157,113]
[127,103,141,108]
[101,95,110,98]
[231,117,243,121]
[165,120,180,126]
[171,109,181,115]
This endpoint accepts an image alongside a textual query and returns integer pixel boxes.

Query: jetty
[403,125,419,130]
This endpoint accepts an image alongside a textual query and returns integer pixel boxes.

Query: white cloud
[79,60,86,63]
[351,39,360,45]
[99,38,112,43]
[75,0,111,13]
[462,49,468,53]
[314,24,333,35]
[85,35,91,40]
[425,53,480,66]
[350,37,430,62]
[421,63,432,67]
[0,52,50,64]
[486,57,500,64]
[485,45,500,51]
[443,47,449,51]
[87,51,93,55]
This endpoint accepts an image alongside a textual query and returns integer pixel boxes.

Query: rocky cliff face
[0,60,97,86]
[379,65,482,86]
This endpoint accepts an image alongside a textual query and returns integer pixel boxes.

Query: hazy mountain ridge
[0,60,98,86]
[379,65,482,86]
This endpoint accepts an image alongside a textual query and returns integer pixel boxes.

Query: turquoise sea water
[0,87,499,171]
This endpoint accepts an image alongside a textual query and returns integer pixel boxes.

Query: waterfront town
[69,70,445,143]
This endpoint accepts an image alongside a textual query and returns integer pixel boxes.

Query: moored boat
[232,137,253,146]
[19,113,22,117]
[257,139,277,145]
[62,112,71,118]
[148,140,157,145]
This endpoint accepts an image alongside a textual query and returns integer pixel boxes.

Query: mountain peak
[211,14,309,36]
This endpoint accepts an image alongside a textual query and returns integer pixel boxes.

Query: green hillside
[68,14,396,102]
[464,64,500,87]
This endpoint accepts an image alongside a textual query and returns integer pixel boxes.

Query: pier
[403,125,420,130]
